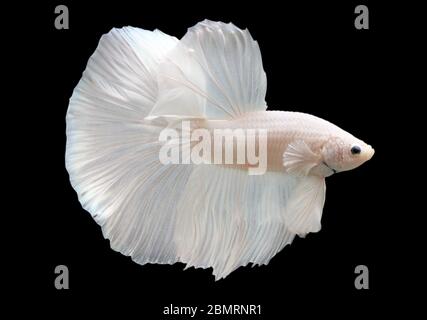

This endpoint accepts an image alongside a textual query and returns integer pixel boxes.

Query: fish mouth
[364,145,375,161]
[323,161,337,174]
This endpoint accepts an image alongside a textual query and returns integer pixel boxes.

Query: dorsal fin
[147,20,267,120]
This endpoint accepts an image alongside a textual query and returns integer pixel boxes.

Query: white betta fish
[66,20,374,280]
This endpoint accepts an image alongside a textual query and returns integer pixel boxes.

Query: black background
[12,0,417,317]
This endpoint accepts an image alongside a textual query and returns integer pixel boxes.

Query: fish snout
[364,145,375,161]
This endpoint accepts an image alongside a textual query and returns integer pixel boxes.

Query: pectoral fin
[283,140,321,176]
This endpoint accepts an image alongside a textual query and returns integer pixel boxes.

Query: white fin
[175,166,299,280]
[66,27,194,265]
[284,176,326,236]
[148,20,267,120]
[283,140,321,176]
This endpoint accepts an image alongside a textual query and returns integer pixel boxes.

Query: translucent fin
[175,166,298,280]
[283,140,321,176]
[284,176,326,236]
[148,20,267,120]
[65,27,193,265]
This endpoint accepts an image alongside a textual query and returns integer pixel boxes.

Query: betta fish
[66,20,374,280]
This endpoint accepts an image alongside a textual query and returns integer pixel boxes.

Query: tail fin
[66,27,193,264]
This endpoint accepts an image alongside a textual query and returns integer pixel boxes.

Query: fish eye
[351,145,361,155]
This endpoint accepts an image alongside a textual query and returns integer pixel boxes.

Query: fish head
[321,135,374,173]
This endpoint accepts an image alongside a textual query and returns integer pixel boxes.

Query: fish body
[198,110,373,174]
[66,20,374,279]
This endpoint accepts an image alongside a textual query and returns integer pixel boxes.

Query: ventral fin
[285,176,326,236]
[283,140,321,176]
